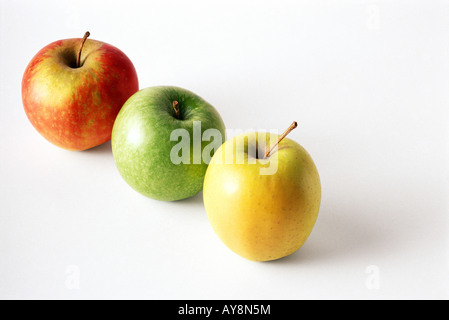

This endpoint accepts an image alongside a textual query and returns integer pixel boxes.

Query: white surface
[1,0,448,300]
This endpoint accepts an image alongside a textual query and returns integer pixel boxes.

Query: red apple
[22,32,139,151]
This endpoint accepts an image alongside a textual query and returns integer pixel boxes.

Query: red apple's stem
[172,101,180,118]
[76,31,90,68]
[264,121,298,159]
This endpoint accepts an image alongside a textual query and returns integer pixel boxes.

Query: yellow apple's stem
[172,101,180,118]
[264,121,298,159]
[76,31,90,68]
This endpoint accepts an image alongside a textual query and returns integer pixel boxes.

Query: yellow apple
[203,125,321,261]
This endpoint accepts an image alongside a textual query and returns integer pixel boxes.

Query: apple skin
[203,132,321,261]
[111,86,226,201]
[22,36,139,151]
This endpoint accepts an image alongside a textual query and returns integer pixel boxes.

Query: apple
[203,122,321,261]
[111,86,226,201]
[22,32,139,151]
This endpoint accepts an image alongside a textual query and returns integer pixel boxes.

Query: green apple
[111,86,226,201]
[203,122,321,261]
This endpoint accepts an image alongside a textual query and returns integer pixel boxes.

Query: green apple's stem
[76,31,90,68]
[172,101,180,119]
[264,121,298,159]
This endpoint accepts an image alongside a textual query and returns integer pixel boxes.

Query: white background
[1,0,448,300]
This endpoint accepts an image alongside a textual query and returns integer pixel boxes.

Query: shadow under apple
[83,140,112,155]
[170,191,204,207]
[267,198,385,265]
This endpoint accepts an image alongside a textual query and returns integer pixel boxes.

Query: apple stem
[264,121,298,159]
[172,101,180,118]
[76,31,90,68]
